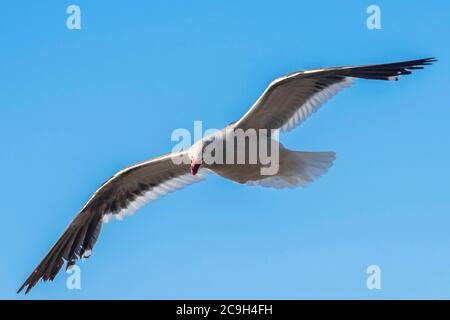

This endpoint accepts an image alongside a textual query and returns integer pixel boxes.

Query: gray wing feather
[18,152,204,294]
[234,58,436,132]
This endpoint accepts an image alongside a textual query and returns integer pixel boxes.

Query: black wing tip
[17,260,73,295]
[17,255,83,294]
[17,269,42,294]
[17,210,102,295]
[391,57,437,78]
[343,56,437,81]
[17,284,27,294]
[385,56,437,70]
[17,281,34,295]
[414,57,437,65]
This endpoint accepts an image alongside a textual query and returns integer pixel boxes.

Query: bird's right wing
[234,58,436,133]
[18,152,206,294]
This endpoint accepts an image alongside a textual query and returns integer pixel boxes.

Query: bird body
[18,57,436,293]
[188,127,334,186]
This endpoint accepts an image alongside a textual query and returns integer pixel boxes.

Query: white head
[187,139,204,176]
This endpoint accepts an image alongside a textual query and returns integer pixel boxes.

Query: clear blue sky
[1,0,450,299]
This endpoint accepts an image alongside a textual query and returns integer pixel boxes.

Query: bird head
[190,161,201,176]
[187,134,218,175]
[187,140,204,176]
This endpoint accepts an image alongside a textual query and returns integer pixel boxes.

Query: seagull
[18,57,435,293]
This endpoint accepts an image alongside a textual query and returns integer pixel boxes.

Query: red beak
[191,163,201,176]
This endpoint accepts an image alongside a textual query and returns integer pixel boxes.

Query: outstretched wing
[18,152,205,294]
[234,58,436,132]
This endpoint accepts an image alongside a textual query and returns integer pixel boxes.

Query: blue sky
[1,0,450,299]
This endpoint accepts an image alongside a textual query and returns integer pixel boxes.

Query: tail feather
[247,151,335,189]
[282,151,336,186]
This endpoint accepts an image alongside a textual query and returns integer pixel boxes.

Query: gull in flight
[18,57,435,293]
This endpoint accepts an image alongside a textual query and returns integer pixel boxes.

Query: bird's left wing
[18,152,205,294]
[234,58,436,133]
